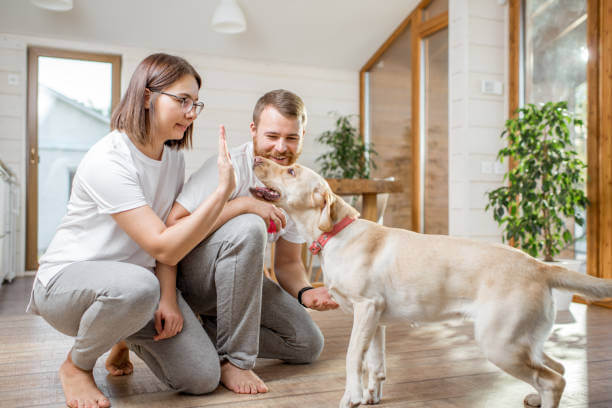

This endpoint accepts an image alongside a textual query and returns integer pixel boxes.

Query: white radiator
[0,159,19,286]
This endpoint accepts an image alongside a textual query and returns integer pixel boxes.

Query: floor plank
[1,276,612,407]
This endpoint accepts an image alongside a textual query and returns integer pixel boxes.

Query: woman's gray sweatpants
[31,261,220,394]
[177,214,324,370]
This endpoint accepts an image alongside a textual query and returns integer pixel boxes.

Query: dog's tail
[546,264,612,300]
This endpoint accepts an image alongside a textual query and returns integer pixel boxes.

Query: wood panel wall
[367,27,414,229]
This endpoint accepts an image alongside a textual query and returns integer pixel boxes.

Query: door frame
[26,47,121,270]
[359,0,448,232]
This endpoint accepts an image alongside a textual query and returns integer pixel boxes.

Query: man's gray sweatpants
[178,213,324,370]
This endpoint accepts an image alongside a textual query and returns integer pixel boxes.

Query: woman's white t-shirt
[36,130,185,287]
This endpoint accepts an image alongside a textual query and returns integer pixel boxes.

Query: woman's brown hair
[111,53,202,149]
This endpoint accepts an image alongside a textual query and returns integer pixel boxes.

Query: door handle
[30,147,39,164]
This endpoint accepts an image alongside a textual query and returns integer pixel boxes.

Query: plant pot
[544,259,585,311]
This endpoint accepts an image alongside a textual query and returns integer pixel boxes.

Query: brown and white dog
[251,156,612,408]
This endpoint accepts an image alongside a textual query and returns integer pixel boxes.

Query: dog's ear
[317,188,335,232]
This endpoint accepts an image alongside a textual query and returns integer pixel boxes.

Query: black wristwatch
[297,286,315,307]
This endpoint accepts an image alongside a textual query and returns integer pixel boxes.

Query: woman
[28,53,235,408]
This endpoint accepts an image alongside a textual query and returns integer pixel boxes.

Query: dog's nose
[253,156,264,168]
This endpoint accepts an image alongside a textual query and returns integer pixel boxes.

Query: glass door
[420,26,449,234]
[364,24,414,229]
[361,0,448,232]
[523,0,587,262]
[26,48,120,269]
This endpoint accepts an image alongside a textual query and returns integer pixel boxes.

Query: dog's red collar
[308,216,356,255]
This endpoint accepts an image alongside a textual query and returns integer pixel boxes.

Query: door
[26,47,120,270]
[420,26,449,234]
[361,0,448,232]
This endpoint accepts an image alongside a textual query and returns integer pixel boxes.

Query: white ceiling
[0,0,420,71]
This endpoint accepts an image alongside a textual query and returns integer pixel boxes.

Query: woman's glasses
[150,90,204,115]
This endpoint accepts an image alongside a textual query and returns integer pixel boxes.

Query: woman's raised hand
[217,125,236,196]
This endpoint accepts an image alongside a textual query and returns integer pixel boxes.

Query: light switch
[8,74,19,86]
[481,79,503,95]
[494,161,506,174]
[481,161,493,174]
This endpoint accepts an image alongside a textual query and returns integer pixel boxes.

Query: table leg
[362,193,378,222]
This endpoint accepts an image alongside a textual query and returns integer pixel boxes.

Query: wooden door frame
[26,47,121,270]
[509,0,611,286]
[594,0,612,281]
[359,0,448,232]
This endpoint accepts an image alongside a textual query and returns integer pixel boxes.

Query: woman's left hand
[217,124,236,197]
[153,298,184,341]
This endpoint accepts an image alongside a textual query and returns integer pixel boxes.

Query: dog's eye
[288,168,296,176]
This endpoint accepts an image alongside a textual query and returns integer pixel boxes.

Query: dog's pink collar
[308,216,356,255]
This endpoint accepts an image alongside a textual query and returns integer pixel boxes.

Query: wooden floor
[1,276,612,408]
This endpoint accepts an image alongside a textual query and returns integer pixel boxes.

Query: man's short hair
[252,89,307,128]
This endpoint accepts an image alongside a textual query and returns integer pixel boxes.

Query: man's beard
[253,141,300,166]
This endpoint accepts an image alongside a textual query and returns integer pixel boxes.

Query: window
[522,0,587,261]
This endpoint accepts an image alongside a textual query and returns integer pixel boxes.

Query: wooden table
[326,178,403,221]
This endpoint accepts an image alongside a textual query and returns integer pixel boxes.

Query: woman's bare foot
[105,341,133,376]
[220,361,268,394]
[60,351,111,408]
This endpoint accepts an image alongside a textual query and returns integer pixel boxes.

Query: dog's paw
[340,391,362,408]
[362,387,381,405]
[524,393,541,407]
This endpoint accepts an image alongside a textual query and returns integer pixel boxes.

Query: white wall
[0,35,27,277]
[1,1,513,275]
[448,0,508,242]
[0,33,358,275]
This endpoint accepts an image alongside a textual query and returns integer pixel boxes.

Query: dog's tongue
[250,187,280,201]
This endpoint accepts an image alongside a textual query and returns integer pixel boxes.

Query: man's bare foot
[105,341,133,376]
[60,351,111,408]
[220,361,268,394]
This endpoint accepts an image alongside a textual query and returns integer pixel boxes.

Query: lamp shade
[31,0,73,11]
[211,0,246,34]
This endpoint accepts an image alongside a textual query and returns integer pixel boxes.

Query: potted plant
[486,101,588,310]
[316,113,376,179]
[315,114,403,225]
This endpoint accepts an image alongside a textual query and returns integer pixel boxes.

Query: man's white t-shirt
[36,130,185,287]
[177,141,305,244]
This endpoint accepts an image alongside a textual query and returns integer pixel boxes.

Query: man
[168,89,338,394]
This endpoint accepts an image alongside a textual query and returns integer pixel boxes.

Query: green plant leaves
[315,113,377,179]
[485,101,589,261]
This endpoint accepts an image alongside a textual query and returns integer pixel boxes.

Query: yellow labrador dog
[251,156,612,408]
